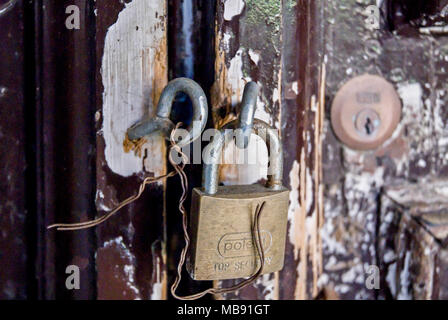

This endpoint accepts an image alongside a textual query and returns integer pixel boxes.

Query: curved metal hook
[127,78,208,148]
[0,0,17,16]
[203,119,283,195]
[236,81,259,149]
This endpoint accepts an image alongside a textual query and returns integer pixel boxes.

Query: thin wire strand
[47,122,266,300]
[47,124,184,231]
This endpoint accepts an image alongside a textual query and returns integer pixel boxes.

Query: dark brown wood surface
[1,0,447,300]
[0,0,27,300]
[33,0,97,299]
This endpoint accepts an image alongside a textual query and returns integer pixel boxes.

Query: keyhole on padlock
[364,117,373,135]
[355,109,380,137]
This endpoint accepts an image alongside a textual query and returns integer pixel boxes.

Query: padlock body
[187,184,289,281]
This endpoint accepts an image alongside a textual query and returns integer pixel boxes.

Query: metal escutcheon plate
[331,74,402,150]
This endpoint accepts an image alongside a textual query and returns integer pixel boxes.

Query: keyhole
[355,109,380,137]
[364,117,373,135]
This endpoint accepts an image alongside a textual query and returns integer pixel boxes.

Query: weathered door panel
[211,0,325,300]
[0,0,27,300]
[1,0,448,300]
[321,0,448,299]
[28,0,97,299]
[380,180,448,299]
[94,0,168,300]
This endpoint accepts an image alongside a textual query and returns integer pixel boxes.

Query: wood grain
[95,0,168,300]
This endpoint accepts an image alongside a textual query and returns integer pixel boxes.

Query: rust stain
[123,133,147,157]
[210,32,234,127]
[153,37,168,108]
[98,1,169,300]
[122,37,168,163]
[143,39,168,177]
[315,65,326,291]
[316,286,340,300]
[150,36,168,299]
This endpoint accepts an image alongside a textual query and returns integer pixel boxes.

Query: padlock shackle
[237,82,259,149]
[202,119,283,195]
[127,78,208,148]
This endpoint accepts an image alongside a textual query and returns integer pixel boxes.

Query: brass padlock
[187,119,289,280]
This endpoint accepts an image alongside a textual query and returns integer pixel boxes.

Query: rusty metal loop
[202,119,283,195]
[0,0,17,16]
[236,81,259,149]
[127,78,208,148]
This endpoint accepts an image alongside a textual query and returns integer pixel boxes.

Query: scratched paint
[96,0,168,301]
[98,0,448,300]
[97,236,141,299]
[321,0,448,300]
[223,0,245,21]
[101,0,167,177]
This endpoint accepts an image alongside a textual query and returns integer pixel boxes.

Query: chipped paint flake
[101,236,142,299]
[150,256,163,300]
[101,0,167,177]
[223,0,245,21]
[287,160,300,252]
[248,48,260,65]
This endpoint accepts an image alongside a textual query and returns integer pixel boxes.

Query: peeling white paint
[150,256,163,300]
[383,250,396,263]
[317,273,329,287]
[248,48,260,65]
[222,32,232,51]
[254,99,271,124]
[397,83,429,155]
[103,236,142,299]
[228,49,245,107]
[334,284,350,294]
[397,251,412,300]
[123,264,140,296]
[223,0,245,21]
[417,159,427,168]
[101,0,166,177]
[291,81,299,95]
[215,19,283,298]
[221,48,270,186]
[321,226,348,255]
[258,273,275,300]
[341,268,356,283]
[287,160,300,252]
[150,282,163,300]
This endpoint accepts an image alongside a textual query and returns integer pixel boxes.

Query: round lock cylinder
[330,74,402,150]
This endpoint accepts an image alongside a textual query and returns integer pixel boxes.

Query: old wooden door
[1,0,447,300]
